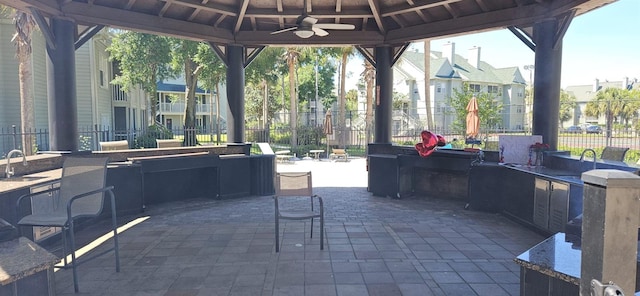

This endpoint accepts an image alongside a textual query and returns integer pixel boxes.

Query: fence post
[94,124,100,151]
[11,125,17,150]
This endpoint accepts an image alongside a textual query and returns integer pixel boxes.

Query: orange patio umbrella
[466,96,480,139]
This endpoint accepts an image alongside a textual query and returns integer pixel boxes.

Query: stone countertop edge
[0,169,62,194]
[502,165,584,185]
[0,237,58,286]
[514,233,580,286]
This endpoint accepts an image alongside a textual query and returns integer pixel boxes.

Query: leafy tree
[107,32,173,124]
[194,43,226,144]
[559,89,577,128]
[447,83,502,138]
[393,91,410,110]
[296,51,338,112]
[168,38,202,145]
[246,47,286,129]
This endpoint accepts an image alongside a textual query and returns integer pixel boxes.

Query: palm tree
[585,88,632,138]
[361,60,375,146]
[285,47,299,149]
[338,46,354,148]
[11,10,36,155]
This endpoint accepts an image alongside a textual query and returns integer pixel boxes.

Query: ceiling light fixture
[294,29,314,38]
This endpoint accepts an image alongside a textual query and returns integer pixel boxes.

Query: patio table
[310,150,324,160]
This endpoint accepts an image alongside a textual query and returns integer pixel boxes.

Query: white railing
[111,85,128,101]
[159,102,212,114]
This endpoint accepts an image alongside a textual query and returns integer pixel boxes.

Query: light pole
[524,65,534,131]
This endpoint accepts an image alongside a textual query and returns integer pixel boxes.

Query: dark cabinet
[467,164,503,212]
[368,154,402,198]
[534,178,570,233]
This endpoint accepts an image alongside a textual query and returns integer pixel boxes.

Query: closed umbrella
[323,109,333,159]
[465,96,480,139]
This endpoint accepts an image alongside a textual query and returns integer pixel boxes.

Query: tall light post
[524,65,534,89]
[524,65,534,131]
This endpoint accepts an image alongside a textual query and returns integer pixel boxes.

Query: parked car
[586,125,603,134]
[564,125,583,133]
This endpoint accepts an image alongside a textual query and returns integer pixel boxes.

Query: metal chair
[16,157,120,292]
[274,171,324,252]
[601,146,629,162]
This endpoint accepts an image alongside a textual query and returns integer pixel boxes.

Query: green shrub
[134,125,174,148]
[79,135,92,151]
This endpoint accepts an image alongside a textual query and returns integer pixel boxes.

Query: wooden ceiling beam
[381,0,460,17]
[62,1,233,42]
[233,0,250,33]
[367,0,386,34]
[386,2,546,43]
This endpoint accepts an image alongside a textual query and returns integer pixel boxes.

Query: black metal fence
[3,112,640,161]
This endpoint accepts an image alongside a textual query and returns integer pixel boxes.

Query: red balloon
[416,131,438,157]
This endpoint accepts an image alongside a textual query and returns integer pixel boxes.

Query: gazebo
[0,0,618,151]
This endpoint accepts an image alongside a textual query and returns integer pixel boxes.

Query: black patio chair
[16,157,120,293]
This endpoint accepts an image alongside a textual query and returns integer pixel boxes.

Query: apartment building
[389,42,527,133]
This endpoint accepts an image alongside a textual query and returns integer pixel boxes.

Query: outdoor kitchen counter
[0,169,62,194]
[515,232,640,295]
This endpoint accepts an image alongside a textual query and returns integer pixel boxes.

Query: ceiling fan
[270,9,355,38]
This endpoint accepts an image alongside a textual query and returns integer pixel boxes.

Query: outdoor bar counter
[0,143,276,242]
[367,143,480,199]
[367,144,639,237]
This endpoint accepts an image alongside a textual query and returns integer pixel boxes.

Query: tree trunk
[364,61,375,150]
[183,58,199,146]
[150,71,159,125]
[288,54,297,149]
[18,50,34,155]
[215,82,221,145]
[423,40,433,130]
[339,53,348,148]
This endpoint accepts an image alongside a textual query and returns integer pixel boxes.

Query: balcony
[159,102,213,114]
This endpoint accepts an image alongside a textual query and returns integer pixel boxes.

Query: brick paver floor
[52,158,544,295]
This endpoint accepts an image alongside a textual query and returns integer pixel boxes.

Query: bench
[99,140,129,151]
[156,139,182,148]
[330,148,349,162]
[274,150,294,163]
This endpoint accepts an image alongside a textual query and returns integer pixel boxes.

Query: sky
[345,0,639,89]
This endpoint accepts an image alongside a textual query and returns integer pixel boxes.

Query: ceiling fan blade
[300,16,318,25]
[314,23,355,30]
[312,27,329,37]
[271,26,298,35]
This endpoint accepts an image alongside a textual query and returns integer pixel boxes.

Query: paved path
[53,158,544,295]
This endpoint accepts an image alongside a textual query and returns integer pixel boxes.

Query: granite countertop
[502,164,584,185]
[0,237,58,285]
[0,169,62,194]
[515,232,581,285]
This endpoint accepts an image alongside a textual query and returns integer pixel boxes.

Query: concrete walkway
[53,158,544,295]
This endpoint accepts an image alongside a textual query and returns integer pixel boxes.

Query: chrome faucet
[5,149,27,178]
[579,148,597,170]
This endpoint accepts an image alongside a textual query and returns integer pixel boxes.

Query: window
[98,53,108,88]
[436,83,443,93]
[468,84,481,92]
[488,85,499,93]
